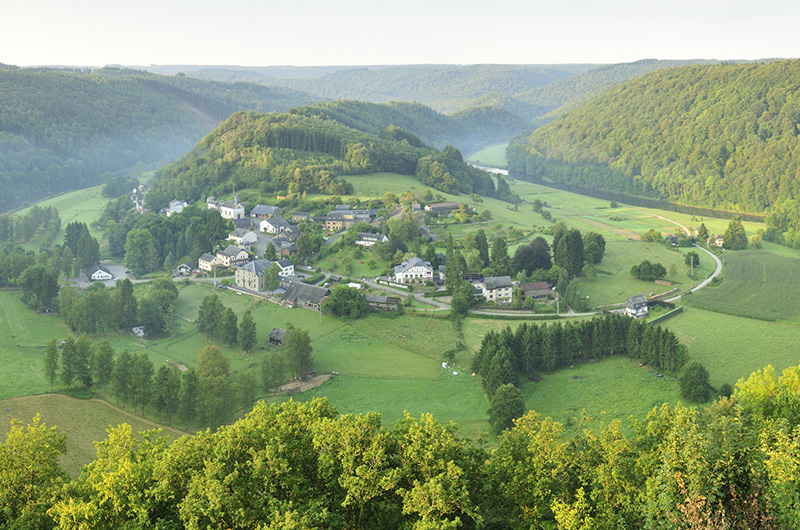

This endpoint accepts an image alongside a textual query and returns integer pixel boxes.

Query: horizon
[3,0,799,68]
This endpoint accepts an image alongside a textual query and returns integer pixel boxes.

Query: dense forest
[509,59,800,215]
[145,106,508,211]
[7,363,800,529]
[0,65,317,210]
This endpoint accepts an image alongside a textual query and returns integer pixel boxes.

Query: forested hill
[145,105,516,211]
[0,66,317,211]
[508,59,800,214]
[289,100,530,153]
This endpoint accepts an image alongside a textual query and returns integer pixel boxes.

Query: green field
[684,250,800,323]
[14,185,111,249]
[466,143,509,168]
[665,307,800,389]
[523,356,682,429]
[0,394,185,477]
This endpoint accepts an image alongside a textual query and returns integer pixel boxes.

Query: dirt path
[280,374,332,394]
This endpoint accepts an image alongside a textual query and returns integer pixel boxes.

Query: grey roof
[358,232,386,242]
[521,281,549,292]
[239,259,272,276]
[394,256,433,274]
[199,253,215,262]
[219,245,247,258]
[263,216,291,229]
[483,276,513,290]
[86,264,111,276]
[250,204,280,216]
[270,327,286,342]
[282,281,328,306]
[277,259,293,268]
[628,294,648,305]
[232,217,255,229]
[229,228,255,238]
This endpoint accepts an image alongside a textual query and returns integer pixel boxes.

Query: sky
[3,0,798,67]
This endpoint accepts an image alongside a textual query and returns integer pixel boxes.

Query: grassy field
[684,250,800,324]
[665,307,800,389]
[14,185,110,249]
[523,356,682,430]
[0,394,185,477]
[466,143,509,168]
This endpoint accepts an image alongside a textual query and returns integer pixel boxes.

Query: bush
[679,361,711,402]
[630,260,667,281]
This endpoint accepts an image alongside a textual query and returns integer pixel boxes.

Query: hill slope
[0,66,317,210]
[508,59,800,214]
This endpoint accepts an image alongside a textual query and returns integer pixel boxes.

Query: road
[688,244,723,293]
[363,279,450,309]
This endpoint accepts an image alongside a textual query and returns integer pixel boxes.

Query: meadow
[683,250,800,324]
[0,394,184,477]
[466,143,509,167]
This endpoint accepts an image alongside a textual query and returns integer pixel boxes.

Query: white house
[260,216,291,234]
[176,263,193,276]
[85,264,113,282]
[394,256,433,284]
[207,196,245,219]
[228,228,258,247]
[481,276,513,303]
[626,294,649,318]
[276,258,294,277]
[166,200,188,217]
[198,253,217,272]
[355,232,388,247]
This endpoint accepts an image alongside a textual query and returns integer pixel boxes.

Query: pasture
[684,250,800,324]
[466,143,509,167]
[665,307,800,389]
[0,394,184,477]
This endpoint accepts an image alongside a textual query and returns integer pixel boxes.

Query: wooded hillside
[0,65,317,210]
[509,59,800,213]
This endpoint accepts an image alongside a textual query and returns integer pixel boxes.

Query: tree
[264,263,280,292]
[131,352,154,414]
[723,218,748,250]
[138,297,165,337]
[491,236,511,276]
[60,337,76,389]
[263,241,277,261]
[44,339,59,392]
[206,209,228,242]
[114,278,138,331]
[221,307,238,346]
[180,368,199,429]
[640,229,663,242]
[261,351,286,396]
[124,228,159,276]
[112,349,133,405]
[513,237,552,273]
[284,324,313,380]
[239,310,257,353]
[0,415,67,528]
[196,294,223,339]
[488,383,526,434]
[154,365,181,424]
[17,264,59,309]
[583,231,606,264]
[238,371,258,412]
[93,339,115,394]
[197,345,233,427]
[74,333,94,388]
[475,229,490,267]
[679,361,711,402]
[630,260,667,281]
[555,229,584,277]
[322,285,369,319]
[697,222,709,241]
[685,251,700,268]
[296,234,314,260]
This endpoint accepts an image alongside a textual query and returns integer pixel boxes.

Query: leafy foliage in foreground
[509,59,800,214]
[9,362,800,530]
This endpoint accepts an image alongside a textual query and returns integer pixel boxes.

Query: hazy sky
[3,0,797,67]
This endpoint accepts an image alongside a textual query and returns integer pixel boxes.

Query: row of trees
[11,370,800,530]
[473,315,689,398]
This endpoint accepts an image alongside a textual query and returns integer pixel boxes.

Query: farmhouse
[198,253,217,272]
[520,281,551,300]
[85,264,113,282]
[260,216,291,234]
[394,256,433,284]
[626,294,649,318]
[281,281,329,311]
[207,196,245,219]
[355,232,388,246]
[176,263,193,276]
[365,294,400,311]
[291,212,310,222]
[235,259,272,292]
[249,204,282,219]
[270,237,297,256]
[325,208,373,231]
[269,327,285,346]
[216,245,249,268]
[481,276,513,303]
[228,228,258,247]
[276,258,294,277]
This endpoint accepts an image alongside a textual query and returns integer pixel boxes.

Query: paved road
[363,279,450,309]
[688,244,723,293]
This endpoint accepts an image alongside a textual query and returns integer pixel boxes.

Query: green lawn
[0,394,185,477]
[523,356,682,430]
[684,249,800,324]
[664,307,800,389]
[466,143,509,168]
